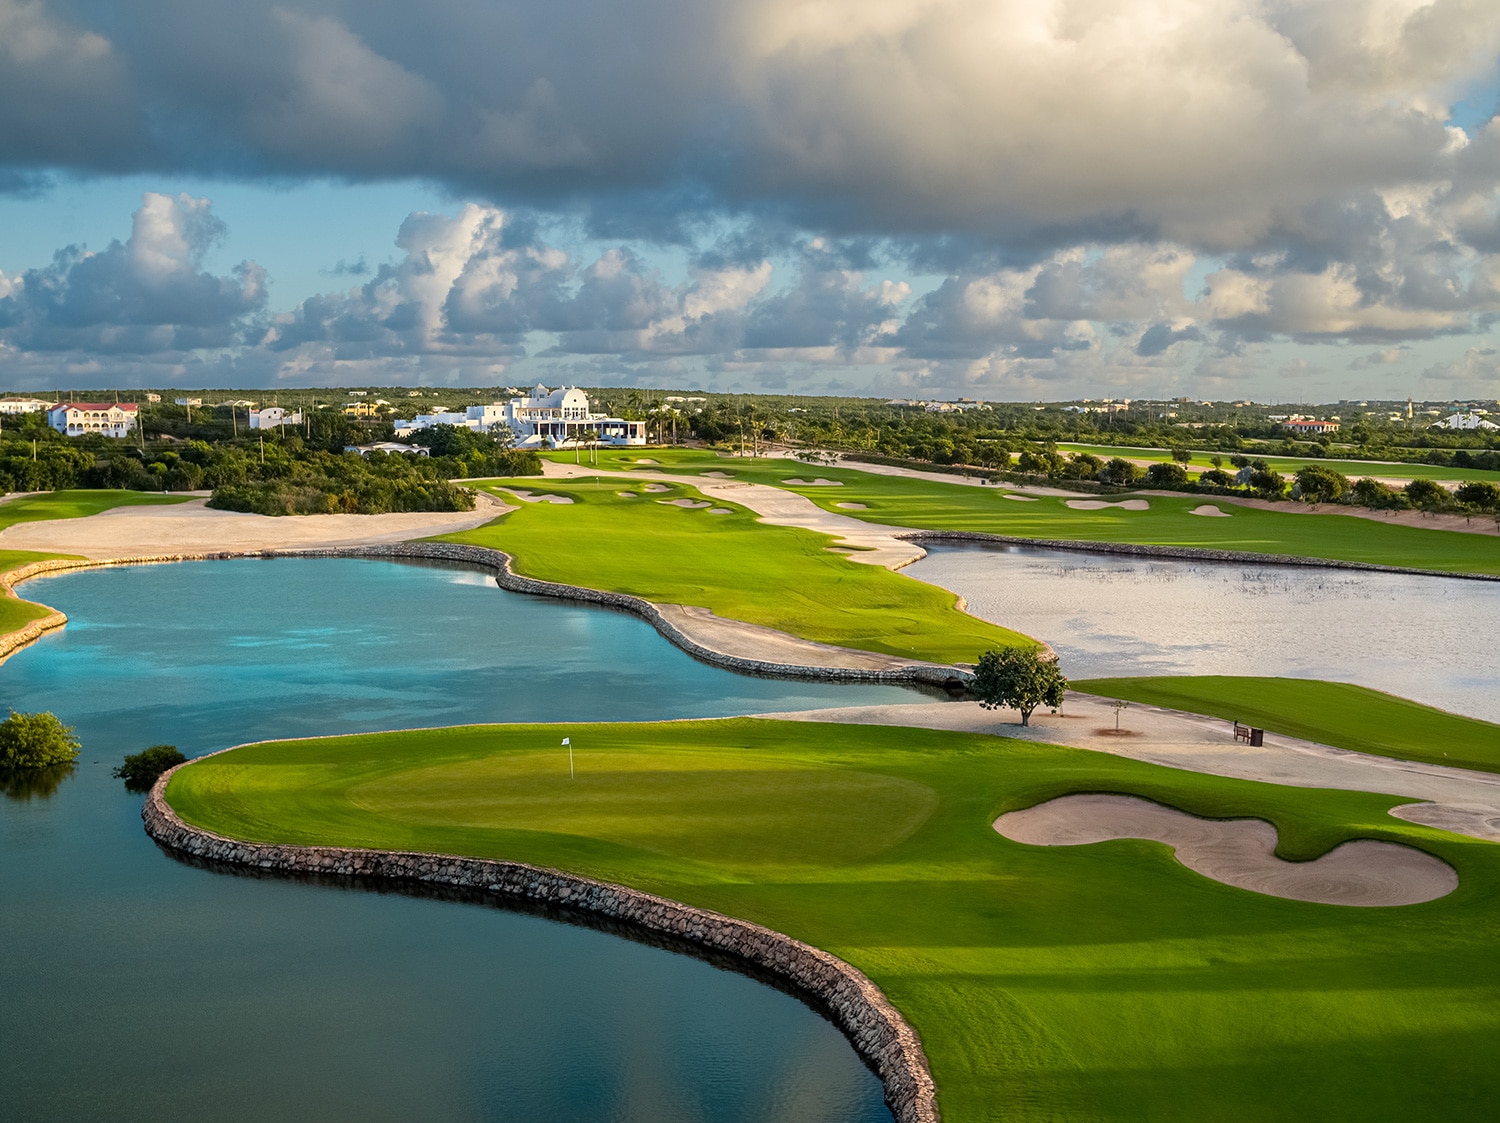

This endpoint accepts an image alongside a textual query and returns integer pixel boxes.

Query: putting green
[535,450,1500,575]
[440,477,1028,663]
[168,716,1500,1122]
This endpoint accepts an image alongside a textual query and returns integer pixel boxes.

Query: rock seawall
[143,766,939,1123]
[0,545,971,688]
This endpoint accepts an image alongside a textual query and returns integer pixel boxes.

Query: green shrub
[0,710,81,770]
[113,745,188,792]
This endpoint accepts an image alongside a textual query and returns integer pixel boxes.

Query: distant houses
[47,402,139,438]
[0,398,57,415]
[248,407,303,430]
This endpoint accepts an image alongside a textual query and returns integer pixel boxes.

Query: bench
[1233,723,1265,747]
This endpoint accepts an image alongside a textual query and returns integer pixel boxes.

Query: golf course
[165,709,1500,1122]
[442,477,1030,663]
[534,449,1500,576]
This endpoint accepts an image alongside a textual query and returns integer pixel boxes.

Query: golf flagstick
[563,736,572,778]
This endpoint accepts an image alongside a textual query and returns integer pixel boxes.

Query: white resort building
[47,402,139,438]
[0,398,57,415]
[394,385,646,448]
[248,407,304,430]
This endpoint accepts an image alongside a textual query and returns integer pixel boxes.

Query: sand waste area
[1065,498,1151,511]
[995,793,1456,906]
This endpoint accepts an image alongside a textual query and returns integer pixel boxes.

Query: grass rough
[1076,675,1500,774]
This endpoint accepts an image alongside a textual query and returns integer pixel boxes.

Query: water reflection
[0,762,75,800]
[909,543,1500,723]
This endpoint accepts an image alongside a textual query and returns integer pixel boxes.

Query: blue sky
[1,1,1498,401]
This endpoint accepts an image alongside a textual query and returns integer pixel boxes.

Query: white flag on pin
[561,737,570,746]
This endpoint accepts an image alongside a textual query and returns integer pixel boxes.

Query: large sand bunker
[642,483,671,493]
[702,471,733,478]
[1065,498,1150,511]
[783,478,843,486]
[508,490,573,505]
[1002,494,1039,502]
[835,502,869,510]
[994,793,1455,906]
[1189,504,1231,517]
[661,498,711,509]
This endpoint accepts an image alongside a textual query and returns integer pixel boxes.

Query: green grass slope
[540,450,1500,575]
[168,717,1500,1122]
[1076,676,1500,774]
[0,488,187,532]
[440,477,1027,664]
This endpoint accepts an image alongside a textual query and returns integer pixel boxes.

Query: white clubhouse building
[395,385,645,448]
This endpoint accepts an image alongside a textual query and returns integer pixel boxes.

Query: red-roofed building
[47,402,139,439]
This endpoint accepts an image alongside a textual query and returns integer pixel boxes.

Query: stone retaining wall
[143,766,940,1123]
[901,530,1500,582]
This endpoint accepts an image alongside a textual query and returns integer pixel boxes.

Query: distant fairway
[169,716,1500,1122]
[539,449,1500,576]
[0,489,187,532]
[1053,442,1500,483]
[1077,676,1500,775]
[441,477,1029,664]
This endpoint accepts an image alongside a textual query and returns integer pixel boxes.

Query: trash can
[1250,728,1264,747]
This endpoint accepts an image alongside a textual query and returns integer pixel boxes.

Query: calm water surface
[0,558,919,1122]
[909,543,1500,723]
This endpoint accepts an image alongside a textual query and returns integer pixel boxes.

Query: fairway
[542,450,1500,575]
[441,477,1029,664]
[1076,676,1500,775]
[168,717,1500,1123]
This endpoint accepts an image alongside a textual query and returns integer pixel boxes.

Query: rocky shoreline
[143,763,940,1123]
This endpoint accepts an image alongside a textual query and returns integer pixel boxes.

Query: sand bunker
[508,491,574,505]
[994,794,1455,907]
[702,471,733,479]
[708,507,733,514]
[635,458,658,464]
[661,498,711,509]
[1189,504,1231,517]
[783,478,843,486]
[1002,494,1039,502]
[617,491,637,497]
[835,502,869,510]
[642,484,671,492]
[1065,498,1150,511]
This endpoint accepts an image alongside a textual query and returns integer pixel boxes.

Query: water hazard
[0,557,918,1122]
[908,543,1500,723]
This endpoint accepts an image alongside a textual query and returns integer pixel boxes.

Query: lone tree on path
[973,648,1067,727]
[0,710,81,770]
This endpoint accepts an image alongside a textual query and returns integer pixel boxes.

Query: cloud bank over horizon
[1,0,1498,398]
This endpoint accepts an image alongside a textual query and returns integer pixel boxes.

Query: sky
[1,0,1499,402]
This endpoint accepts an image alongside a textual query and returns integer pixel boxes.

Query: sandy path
[543,462,926,569]
[757,692,1500,843]
[0,493,511,559]
[655,604,949,673]
[994,793,1456,906]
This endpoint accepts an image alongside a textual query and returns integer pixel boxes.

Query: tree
[113,745,187,792]
[1351,477,1404,509]
[0,710,81,770]
[1405,478,1453,512]
[1171,447,1192,464]
[1293,464,1351,504]
[972,648,1067,726]
[1145,462,1189,487]
[1098,457,1144,486]
[1455,482,1500,512]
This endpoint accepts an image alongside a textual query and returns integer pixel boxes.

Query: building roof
[52,402,139,413]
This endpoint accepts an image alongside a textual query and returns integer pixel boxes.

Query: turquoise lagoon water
[0,558,922,1122]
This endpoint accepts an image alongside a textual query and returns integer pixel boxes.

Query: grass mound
[1075,675,1500,774]
[441,477,1028,664]
[168,717,1500,1122]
